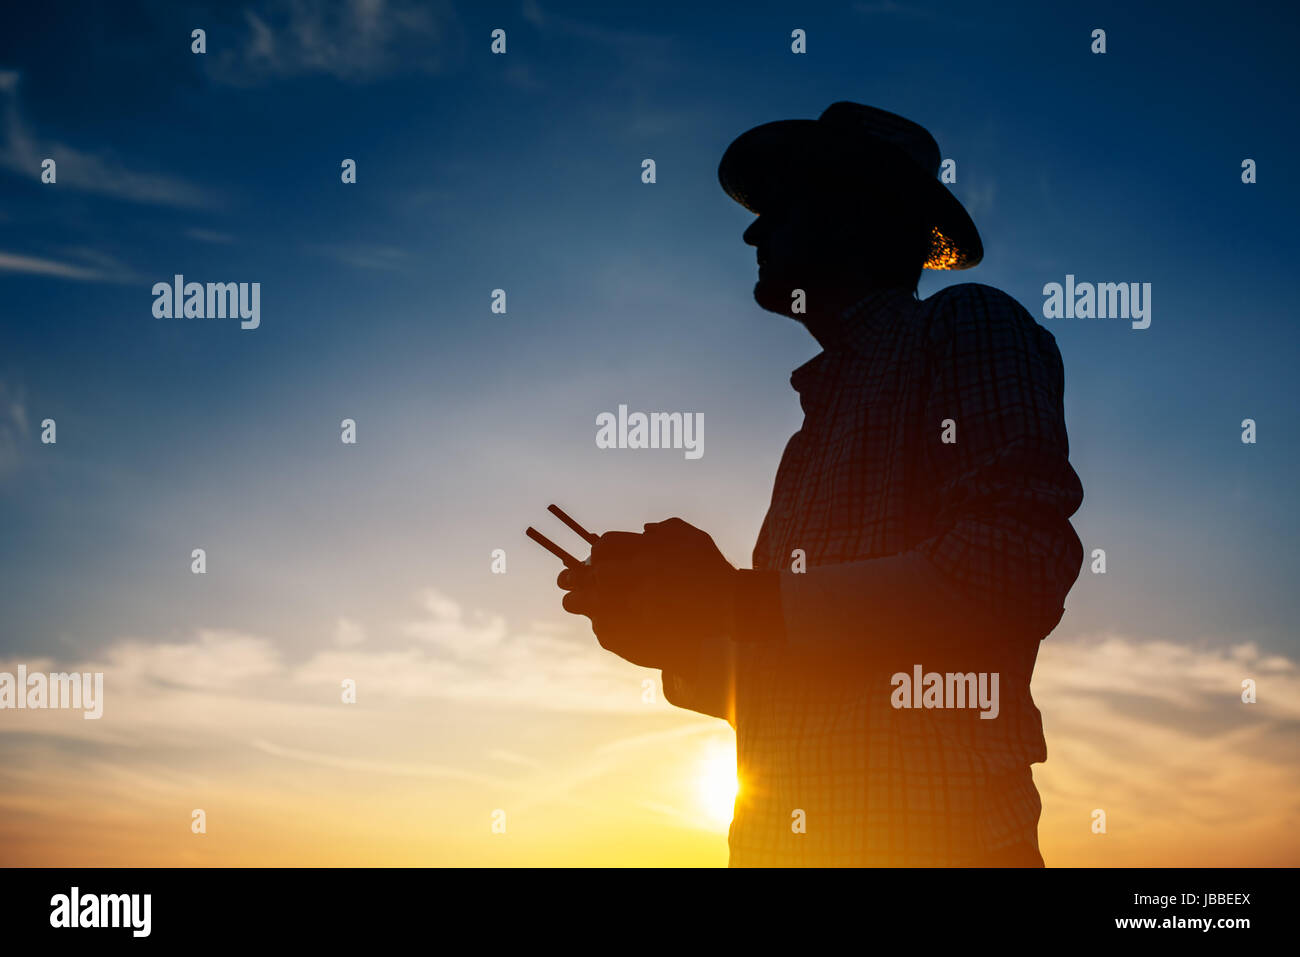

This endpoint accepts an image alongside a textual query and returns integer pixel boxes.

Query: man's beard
[752,271,803,317]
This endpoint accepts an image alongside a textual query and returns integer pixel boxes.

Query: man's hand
[557,518,738,672]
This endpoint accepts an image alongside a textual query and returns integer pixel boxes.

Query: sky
[0,0,1297,866]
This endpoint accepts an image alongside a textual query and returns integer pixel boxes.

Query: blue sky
[1,0,1297,673]
[1,0,1299,867]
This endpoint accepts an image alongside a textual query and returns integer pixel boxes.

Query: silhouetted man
[558,103,1084,866]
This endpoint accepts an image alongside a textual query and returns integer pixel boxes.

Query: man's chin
[753,277,798,317]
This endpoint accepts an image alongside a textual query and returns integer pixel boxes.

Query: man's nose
[742,217,763,247]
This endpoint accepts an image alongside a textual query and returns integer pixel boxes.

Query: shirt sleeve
[661,635,737,727]
[778,284,1085,666]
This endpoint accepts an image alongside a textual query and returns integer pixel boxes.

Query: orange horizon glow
[2,607,1296,867]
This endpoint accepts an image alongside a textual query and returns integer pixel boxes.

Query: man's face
[743,191,864,316]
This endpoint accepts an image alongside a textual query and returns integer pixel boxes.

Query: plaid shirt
[663,282,1084,866]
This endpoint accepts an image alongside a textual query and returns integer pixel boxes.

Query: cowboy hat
[717,102,982,270]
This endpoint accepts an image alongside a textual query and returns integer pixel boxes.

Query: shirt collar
[790,286,917,401]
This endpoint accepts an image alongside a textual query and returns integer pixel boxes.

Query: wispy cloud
[300,588,651,711]
[0,248,138,284]
[106,629,283,693]
[184,227,236,245]
[0,379,28,477]
[307,242,411,271]
[1032,633,1300,865]
[0,587,728,863]
[0,251,108,282]
[500,62,543,92]
[486,748,543,769]
[251,737,513,788]
[1035,633,1298,717]
[334,617,366,647]
[1,588,657,725]
[0,72,214,208]
[526,6,673,58]
[205,0,462,86]
[958,180,996,220]
[521,0,545,28]
[1,608,1296,864]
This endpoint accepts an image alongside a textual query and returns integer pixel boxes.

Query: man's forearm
[730,552,1035,670]
[662,547,1047,719]
[661,634,737,726]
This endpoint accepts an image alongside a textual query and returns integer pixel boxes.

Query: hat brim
[718,119,982,270]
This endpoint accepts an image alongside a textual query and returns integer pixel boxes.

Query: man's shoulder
[924,282,1031,320]
[922,282,1055,348]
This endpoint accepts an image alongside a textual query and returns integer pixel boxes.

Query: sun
[696,741,739,828]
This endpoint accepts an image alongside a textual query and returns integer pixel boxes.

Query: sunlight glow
[696,741,739,828]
